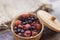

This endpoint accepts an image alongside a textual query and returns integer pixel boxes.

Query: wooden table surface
[0,0,60,40]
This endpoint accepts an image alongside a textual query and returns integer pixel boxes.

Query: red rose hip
[24,24,31,29]
[22,13,29,18]
[24,30,31,37]
[15,20,22,25]
[36,24,42,30]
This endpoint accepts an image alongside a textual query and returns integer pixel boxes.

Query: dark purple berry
[22,22,26,25]
[31,17,35,21]
[21,33,24,37]
[17,28,21,32]
[13,26,18,30]
[28,20,32,24]
[29,26,35,30]
[25,21,28,24]
[32,26,36,29]
[21,29,24,33]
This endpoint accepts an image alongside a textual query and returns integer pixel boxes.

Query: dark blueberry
[32,26,36,29]
[21,29,24,33]
[22,19,25,21]
[25,19,28,21]
[28,20,32,24]
[17,28,21,32]
[22,22,26,25]
[13,26,18,30]
[21,33,24,37]
[29,26,35,30]
[24,30,31,37]
[31,17,35,21]
[32,31,37,36]
[25,21,28,24]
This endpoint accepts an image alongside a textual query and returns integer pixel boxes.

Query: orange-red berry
[15,20,22,25]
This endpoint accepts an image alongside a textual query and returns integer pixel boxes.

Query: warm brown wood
[37,10,60,32]
[51,16,56,21]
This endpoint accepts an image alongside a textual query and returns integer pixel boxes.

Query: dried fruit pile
[13,13,42,37]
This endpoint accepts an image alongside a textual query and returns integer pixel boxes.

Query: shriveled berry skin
[22,13,29,18]
[24,30,31,37]
[15,20,22,25]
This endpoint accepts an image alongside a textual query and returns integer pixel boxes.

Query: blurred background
[0,0,60,40]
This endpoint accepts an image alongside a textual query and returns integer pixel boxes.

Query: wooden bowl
[11,12,44,40]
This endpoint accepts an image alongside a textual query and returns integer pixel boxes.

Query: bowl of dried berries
[11,12,44,40]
